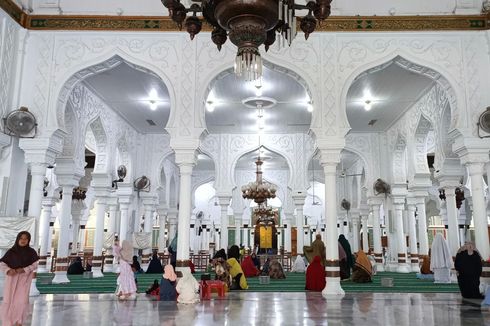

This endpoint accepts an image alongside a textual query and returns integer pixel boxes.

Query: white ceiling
[15,0,482,16]
[236,148,289,171]
[346,62,434,132]
[83,62,170,134]
[206,65,311,134]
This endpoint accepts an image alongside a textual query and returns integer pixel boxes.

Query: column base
[376,263,385,272]
[52,271,70,284]
[411,264,420,273]
[103,263,114,273]
[29,278,40,296]
[397,263,411,273]
[92,267,104,278]
[322,277,345,296]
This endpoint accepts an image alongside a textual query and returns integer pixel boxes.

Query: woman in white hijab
[176,269,200,304]
[430,233,452,283]
[291,255,306,273]
[116,240,138,299]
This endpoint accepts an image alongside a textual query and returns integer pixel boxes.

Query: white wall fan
[2,107,37,138]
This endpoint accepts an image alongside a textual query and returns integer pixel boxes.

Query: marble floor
[7,292,490,326]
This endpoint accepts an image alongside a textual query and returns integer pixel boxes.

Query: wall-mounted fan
[112,165,127,189]
[373,178,391,196]
[477,106,490,138]
[133,175,151,195]
[340,198,351,212]
[2,107,37,138]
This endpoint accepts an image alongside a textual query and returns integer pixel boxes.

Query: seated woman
[214,259,232,289]
[226,257,248,290]
[416,254,434,280]
[176,269,200,304]
[269,260,286,279]
[251,253,260,270]
[145,279,160,297]
[146,252,163,274]
[351,250,373,283]
[67,257,85,275]
[160,264,177,301]
[305,256,325,291]
[241,255,260,277]
[291,255,306,273]
[261,258,271,276]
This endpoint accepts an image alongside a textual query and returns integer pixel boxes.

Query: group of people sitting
[299,233,375,291]
[211,245,249,290]
[240,253,287,279]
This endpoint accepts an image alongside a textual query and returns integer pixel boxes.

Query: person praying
[146,251,164,274]
[67,256,85,275]
[305,256,326,291]
[338,234,354,279]
[303,234,326,266]
[430,233,452,284]
[160,264,177,301]
[176,269,200,304]
[291,255,306,273]
[455,242,484,299]
[351,250,373,283]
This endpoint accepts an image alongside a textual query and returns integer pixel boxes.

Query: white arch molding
[339,53,465,135]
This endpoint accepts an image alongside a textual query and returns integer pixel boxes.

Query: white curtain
[0,217,35,249]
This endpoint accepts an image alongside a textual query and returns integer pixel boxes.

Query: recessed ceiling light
[206,100,215,112]
[306,102,314,112]
[149,101,157,111]
[364,100,372,111]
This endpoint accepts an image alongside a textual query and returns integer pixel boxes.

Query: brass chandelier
[162,0,332,81]
[241,155,277,225]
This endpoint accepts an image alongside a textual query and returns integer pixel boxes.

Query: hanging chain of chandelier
[162,0,332,81]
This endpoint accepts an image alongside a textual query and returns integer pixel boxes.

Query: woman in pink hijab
[0,231,39,326]
[116,240,137,300]
[160,264,177,301]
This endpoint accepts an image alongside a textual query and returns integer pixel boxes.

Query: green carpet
[36,272,460,294]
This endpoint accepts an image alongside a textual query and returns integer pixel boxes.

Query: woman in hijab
[430,233,452,283]
[351,250,373,283]
[291,255,306,273]
[261,258,271,276]
[338,241,349,280]
[176,269,200,304]
[251,253,260,270]
[213,249,227,262]
[160,264,177,301]
[269,259,286,279]
[241,255,260,277]
[116,240,138,300]
[67,256,85,275]
[455,242,483,299]
[338,234,354,279]
[305,256,326,291]
[226,244,248,289]
[146,251,163,274]
[0,231,39,326]
[214,260,232,289]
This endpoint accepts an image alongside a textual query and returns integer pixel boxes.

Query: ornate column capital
[54,158,84,186]
[292,193,306,206]
[90,172,112,198]
[19,130,65,166]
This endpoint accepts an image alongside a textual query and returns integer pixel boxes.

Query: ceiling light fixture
[364,100,372,111]
[149,100,158,111]
[206,100,215,112]
[162,0,332,82]
[307,101,314,112]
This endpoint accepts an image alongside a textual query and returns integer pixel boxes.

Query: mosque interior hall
[0,0,489,325]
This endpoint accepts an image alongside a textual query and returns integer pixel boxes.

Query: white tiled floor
[11,292,490,326]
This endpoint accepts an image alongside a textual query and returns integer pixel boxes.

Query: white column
[292,195,306,255]
[119,203,130,242]
[234,214,241,246]
[176,161,194,272]
[103,202,118,272]
[442,186,461,256]
[157,208,167,252]
[243,226,253,249]
[393,199,410,273]
[361,215,369,253]
[218,196,231,250]
[117,185,133,242]
[38,200,55,273]
[91,197,107,278]
[168,216,177,245]
[70,217,81,255]
[467,163,490,261]
[415,198,429,256]
[27,163,47,248]
[52,185,75,284]
[141,196,156,266]
[351,214,360,253]
[283,216,292,253]
[321,160,344,296]
[79,224,86,253]
[406,200,419,272]
[369,199,384,272]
